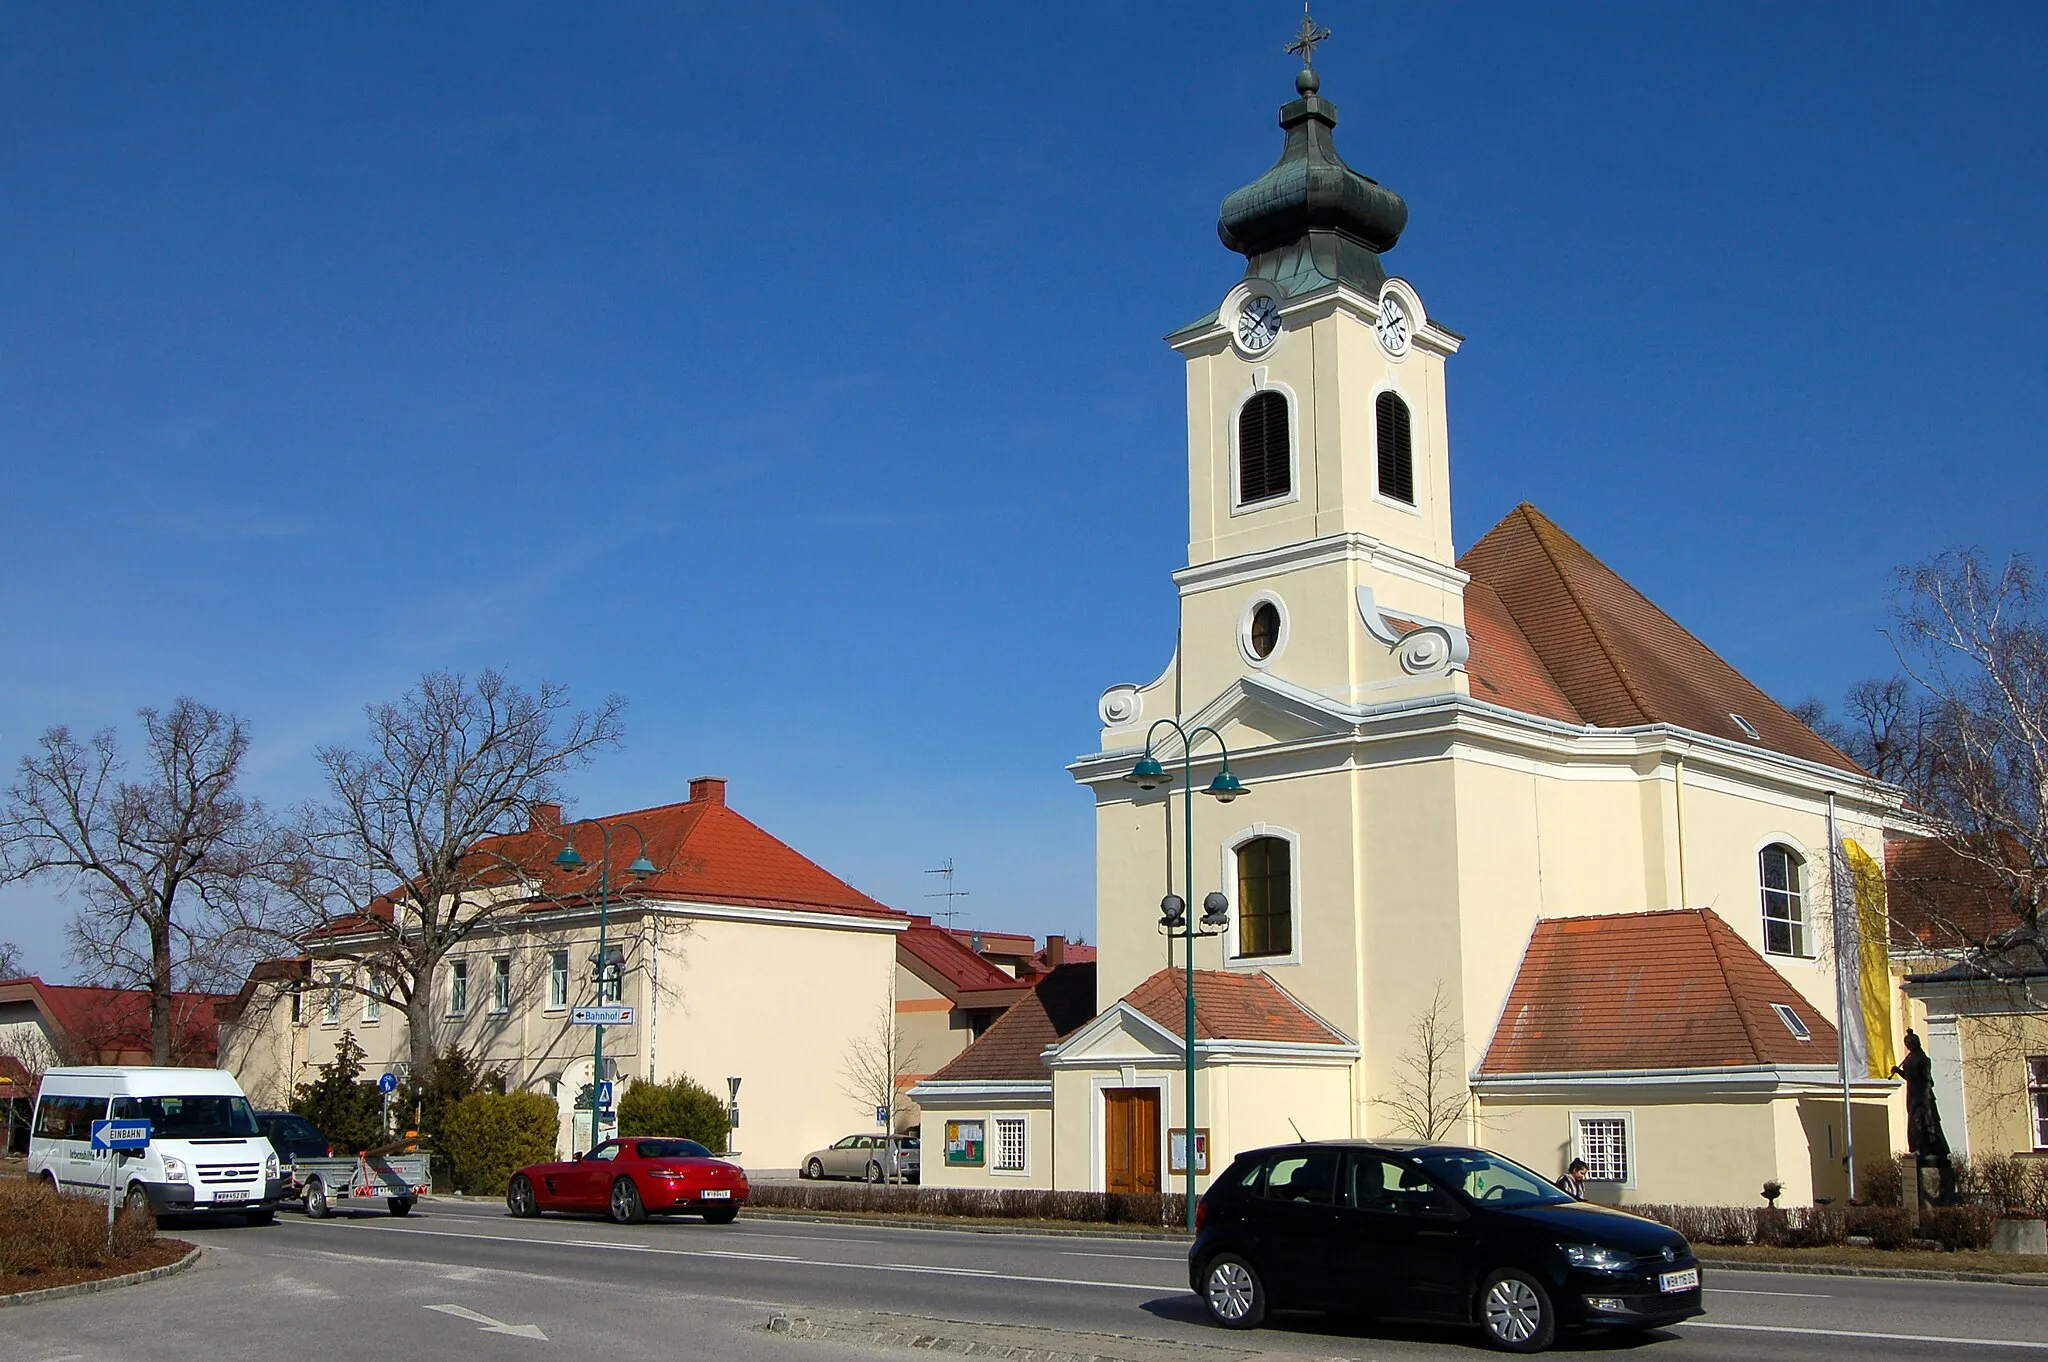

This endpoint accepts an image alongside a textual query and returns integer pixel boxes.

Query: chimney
[689,776,727,807]
[1043,935,1066,967]
[529,802,563,833]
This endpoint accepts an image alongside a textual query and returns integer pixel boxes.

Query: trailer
[290,1142,432,1218]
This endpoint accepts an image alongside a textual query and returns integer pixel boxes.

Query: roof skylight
[1771,1003,1812,1041]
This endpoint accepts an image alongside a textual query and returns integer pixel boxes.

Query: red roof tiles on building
[924,963,1099,1083]
[1884,835,2025,954]
[1458,505,1860,772]
[1480,908,1837,1075]
[0,977,228,1066]
[1122,969,1351,1046]
[898,917,1033,1003]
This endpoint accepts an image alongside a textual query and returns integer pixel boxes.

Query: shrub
[616,1074,727,1152]
[1846,1204,1916,1249]
[399,1045,504,1141]
[1860,1154,1904,1207]
[0,1179,156,1276]
[440,1090,560,1195]
[292,1031,385,1154]
[743,1181,1187,1228]
[1920,1204,1997,1252]
[1631,1204,1756,1245]
[1975,1154,2043,1216]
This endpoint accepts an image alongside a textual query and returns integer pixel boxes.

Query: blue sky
[2,3,2043,981]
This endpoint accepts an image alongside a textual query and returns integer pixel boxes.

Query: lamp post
[1124,719,1247,1231]
[551,820,657,1153]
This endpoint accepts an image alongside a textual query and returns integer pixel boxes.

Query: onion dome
[1216,66,1408,297]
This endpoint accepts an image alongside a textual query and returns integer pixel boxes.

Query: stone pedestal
[1992,1218,2047,1256]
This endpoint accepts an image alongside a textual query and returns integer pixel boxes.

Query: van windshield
[110,1095,259,1139]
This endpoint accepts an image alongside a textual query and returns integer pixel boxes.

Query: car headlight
[265,1153,279,1180]
[162,1156,188,1181]
[1562,1244,1634,1272]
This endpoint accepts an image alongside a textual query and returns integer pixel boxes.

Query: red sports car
[507,1137,749,1224]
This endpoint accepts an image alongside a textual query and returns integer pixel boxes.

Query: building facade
[917,58,1904,1207]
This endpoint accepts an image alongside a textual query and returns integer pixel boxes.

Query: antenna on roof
[1287,1117,1307,1143]
[923,858,971,930]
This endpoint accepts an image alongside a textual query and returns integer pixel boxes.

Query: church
[911,40,1902,1208]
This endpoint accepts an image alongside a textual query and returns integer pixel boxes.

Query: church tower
[1098,38,1469,749]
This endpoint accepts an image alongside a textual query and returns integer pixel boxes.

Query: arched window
[1236,836,1292,958]
[1759,844,1807,956]
[1375,391,1414,504]
[1238,391,1291,505]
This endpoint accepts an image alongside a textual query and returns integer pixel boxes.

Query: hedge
[746,1181,1188,1228]
[0,1179,157,1276]
[617,1074,728,1152]
[440,1091,561,1195]
[1630,1201,1998,1252]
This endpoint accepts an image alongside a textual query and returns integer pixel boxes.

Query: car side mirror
[573,1151,584,1161]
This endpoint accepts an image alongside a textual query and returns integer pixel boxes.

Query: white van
[30,1066,285,1222]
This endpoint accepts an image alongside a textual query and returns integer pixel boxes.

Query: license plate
[213,1190,248,1203]
[1659,1268,1699,1293]
[700,1189,731,1200]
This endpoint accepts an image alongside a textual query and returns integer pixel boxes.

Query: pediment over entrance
[1046,1002,1186,1066]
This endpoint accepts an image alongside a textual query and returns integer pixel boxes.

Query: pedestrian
[1557,1157,1589,1199]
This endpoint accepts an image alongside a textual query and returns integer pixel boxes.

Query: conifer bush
[440,1091,560,1195]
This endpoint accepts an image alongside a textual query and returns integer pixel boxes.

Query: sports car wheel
[507,1175,539,1218]
[1201,1254,1266,1329]
[610,1177,647,1225]
[1478,1268,1555,1353]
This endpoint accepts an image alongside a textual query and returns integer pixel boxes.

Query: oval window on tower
[1248,602,1282,660]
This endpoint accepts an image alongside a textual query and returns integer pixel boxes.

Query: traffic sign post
[379,1072,398,1137]
[90,1119,151,1243]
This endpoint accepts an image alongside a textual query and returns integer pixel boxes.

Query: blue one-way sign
[90,1119,151,1151]
[379,1072,399,1094]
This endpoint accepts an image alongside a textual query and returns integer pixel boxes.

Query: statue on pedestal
[1892,1029,1955,1203]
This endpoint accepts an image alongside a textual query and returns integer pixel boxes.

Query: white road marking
[1704,1286,1833,1298]
[423,1303,548,1341]
[1686,1321,2048,1351]
[364,1223,1174,1293]
[1062,1251,1186,1262]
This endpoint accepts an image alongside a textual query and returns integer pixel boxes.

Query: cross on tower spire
[1286,4,1331,69]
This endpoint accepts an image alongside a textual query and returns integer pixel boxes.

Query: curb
[1698,1256,2048,1287]
[0,1246,202,1309]
[743,1206,1191,1243]
[765,1312,1238,1361]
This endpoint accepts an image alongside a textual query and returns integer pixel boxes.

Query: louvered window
[1237,391,1291,505]
[1375,391,1414,504]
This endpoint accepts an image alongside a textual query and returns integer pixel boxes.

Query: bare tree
[1884,550,2047,979]
[0,941,24,980]
[1374,981,1471,1140]
[280,670,624,1077]
[839,1003,920,1179]
[0,700,279,1063]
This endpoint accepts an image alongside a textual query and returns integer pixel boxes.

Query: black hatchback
[1189,1141,1703,1352]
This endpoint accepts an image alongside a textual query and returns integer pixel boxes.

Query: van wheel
[304,1177,331,1219]
[122,1184,149,1219]
[43,1172,61,1197]
[1478,1268,1555,1353]
[1201,1253,1267,1329]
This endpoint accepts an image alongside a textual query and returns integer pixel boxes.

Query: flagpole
[1828,792,1857,1203]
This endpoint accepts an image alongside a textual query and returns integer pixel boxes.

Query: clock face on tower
[1235,294,1282,355]
[1375,294,1412,357]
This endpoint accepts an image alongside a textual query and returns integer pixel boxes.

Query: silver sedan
[799,1133,920,1183]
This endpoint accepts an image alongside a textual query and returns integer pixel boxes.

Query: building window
[596,946,624,1005]
[290,981,303,1025]
[322,970,343,1025]
[1375,391,1414,505]
[1574,1112,1632,1184]
[449,960,469,1017]
[1760,844,1807,956]
[2031,1056,2048,1151]
[993,1116,1027,1173]
[364,970,382,1023]
[549,950,570,1009]
[491,956,512,1014]
[1235,836,1292,958]
[1248,601,1281,660]
[1237,391,1291,505]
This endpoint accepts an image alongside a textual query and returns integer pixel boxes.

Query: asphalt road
[9,1197,2046,1362]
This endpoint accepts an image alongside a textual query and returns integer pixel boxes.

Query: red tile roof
[1885,835,2026,954]
[1480,908,1837,1075]
[1459,504,1860,772]
[923,963,1099,1083]
[1122,969,1351,1046]
[0,977,228,1065]
[898,917,1033,1003]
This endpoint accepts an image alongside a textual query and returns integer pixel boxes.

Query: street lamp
[1124,719,1248,1230]
[551,820,658,1152]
